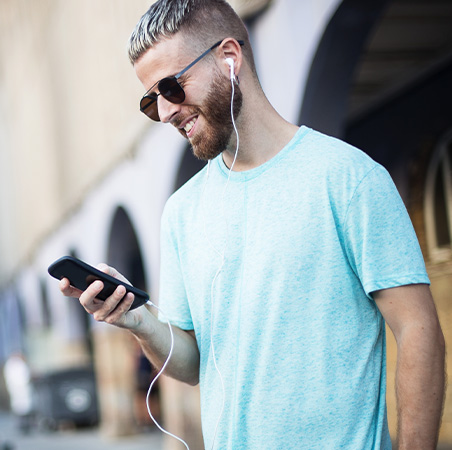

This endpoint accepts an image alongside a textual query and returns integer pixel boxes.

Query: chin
[190,142,222,161]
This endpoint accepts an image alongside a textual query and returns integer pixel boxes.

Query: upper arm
[176,328,199,357]
[343,165,430,298]
[372,284,443,343]
[186,329,197,341]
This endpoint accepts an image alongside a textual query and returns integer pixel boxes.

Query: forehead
[134,34,194,90]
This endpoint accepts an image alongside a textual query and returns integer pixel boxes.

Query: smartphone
[48,256,149,310]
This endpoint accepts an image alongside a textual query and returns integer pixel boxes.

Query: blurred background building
[0,0,451,449]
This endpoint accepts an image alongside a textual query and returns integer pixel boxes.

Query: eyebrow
[142,77,159,97]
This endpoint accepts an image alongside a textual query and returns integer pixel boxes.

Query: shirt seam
[216,126,311,182]
[364,273,431,295]
[342,164,379,231]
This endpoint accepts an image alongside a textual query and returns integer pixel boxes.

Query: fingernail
[117,285,126,295]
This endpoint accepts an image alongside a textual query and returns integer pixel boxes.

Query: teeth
[184,118,196,133]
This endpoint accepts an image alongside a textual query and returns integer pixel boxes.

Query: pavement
[0,411,163,450]
[3,410,452,450]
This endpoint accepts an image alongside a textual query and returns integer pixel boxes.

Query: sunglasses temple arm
[175,41,222,80]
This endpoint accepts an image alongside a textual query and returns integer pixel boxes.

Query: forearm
[131,304,200,386]
[60,267,200,384]
[395,322,445,449]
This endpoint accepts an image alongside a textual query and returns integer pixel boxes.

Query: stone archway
[107,206,147,291]
[93,205,155,437]
[299,0,390,136]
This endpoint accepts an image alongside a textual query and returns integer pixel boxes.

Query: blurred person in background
[3,353,32,434]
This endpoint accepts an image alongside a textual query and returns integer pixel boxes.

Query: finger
[96,263,130,284]
[92,284,128,321]
[103,292,135,326]
[59,278,83,298]
[96,263,110,274]
[96,263,120,278]
[79,280,105,313]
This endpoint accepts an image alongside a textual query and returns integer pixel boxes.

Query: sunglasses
[139,39,244,122]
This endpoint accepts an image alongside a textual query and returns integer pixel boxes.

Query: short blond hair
[127,0,257,75]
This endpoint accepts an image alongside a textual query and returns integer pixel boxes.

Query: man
[60,0,446,448]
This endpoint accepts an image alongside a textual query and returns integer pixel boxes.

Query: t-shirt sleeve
[343,164,430,298]
[158,202,194,330]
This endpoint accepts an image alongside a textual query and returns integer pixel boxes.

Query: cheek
[183,86,205,106]
[184,67,223,104]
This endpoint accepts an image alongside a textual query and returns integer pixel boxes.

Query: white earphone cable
[145,300,190,450]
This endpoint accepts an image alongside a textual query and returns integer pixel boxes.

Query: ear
[217,38,243,81]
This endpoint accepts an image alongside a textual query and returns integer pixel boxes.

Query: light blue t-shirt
[159,126,429,449]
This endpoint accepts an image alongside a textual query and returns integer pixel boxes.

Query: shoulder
[303,127,377,172]
[294,127,383,192]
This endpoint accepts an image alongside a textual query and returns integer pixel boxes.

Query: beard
[189,72,243,161]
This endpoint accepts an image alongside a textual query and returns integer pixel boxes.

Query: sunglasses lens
[140,95,159,121]
[159,78,185,104]
[139,78,185,121]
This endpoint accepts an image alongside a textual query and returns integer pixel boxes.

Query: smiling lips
[183,117,197,136]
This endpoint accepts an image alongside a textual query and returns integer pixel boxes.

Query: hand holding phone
[48,256,149,310]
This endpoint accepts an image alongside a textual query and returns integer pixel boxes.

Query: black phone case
[48,256,149,310]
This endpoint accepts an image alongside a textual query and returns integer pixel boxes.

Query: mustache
[172,107,201,129]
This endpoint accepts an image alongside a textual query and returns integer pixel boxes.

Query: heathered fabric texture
[159,126,429,449]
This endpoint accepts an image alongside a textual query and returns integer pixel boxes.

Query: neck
[222,91,299,172]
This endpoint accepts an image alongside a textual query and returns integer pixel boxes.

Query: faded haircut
[127,0,257,75]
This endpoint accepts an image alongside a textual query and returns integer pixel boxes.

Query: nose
[157,95,182,123]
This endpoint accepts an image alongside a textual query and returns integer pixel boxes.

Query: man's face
[134,35,242,160]
[184,68,243,160]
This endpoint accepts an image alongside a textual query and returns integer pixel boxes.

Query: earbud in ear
[225,58,235,81]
